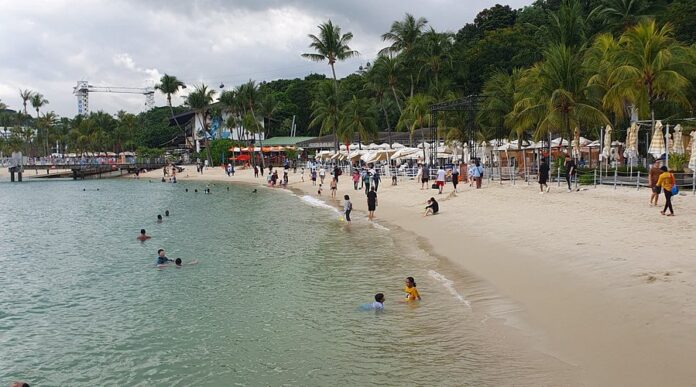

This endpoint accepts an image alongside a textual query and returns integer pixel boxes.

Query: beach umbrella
[624,122,639,160]
[648,121,666,159]
[672,124,685,154]
[391,142,405,149]
[391,147,420,160]
[603,125,613,159]
[367,143,379,150]
[688,130,696,170]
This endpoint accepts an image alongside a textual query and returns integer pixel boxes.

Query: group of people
[362,276,422,312]
[351,166,381,194]
[419,160,483,193]
[136,207,197,267]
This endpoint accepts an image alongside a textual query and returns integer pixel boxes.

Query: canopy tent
[689,130,696,170]
[550,138,569,147]
[348,150,366,161]
[230,154,250,161]
[672,124,685,154]
[391,147,420,160]
[648,121,666,159]
[363,149,396,164]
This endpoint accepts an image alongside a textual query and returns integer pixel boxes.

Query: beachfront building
[169,110,265,152]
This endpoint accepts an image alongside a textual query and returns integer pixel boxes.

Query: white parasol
[672,124,684,154]
[624,122,639,159]
[648,121,666,159]
[602,125,613,159]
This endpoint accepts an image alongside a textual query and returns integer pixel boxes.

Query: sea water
[0,179,574,386]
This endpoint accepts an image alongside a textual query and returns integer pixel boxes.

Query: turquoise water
[0,179,573,386]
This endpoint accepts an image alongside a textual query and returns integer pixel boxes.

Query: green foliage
[668,153,690,172]
[208,139,238,166]
[136,146,165,159]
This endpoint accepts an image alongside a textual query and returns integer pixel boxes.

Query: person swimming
[404,277,421,301]
[174,258,199,267]
[157,214,163,223]
[359,293,385,311]
[165,210,170,217]
[252,189,257,193]
[156,249,173,265]
[137,229,151,241]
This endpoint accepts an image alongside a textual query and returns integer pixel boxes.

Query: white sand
[136,165,696,385]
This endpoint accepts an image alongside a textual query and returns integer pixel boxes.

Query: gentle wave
[371,222,390,231]
[299,195,341,214]
[428,269,471,308]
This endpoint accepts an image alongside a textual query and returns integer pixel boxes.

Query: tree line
[2,0,695,159]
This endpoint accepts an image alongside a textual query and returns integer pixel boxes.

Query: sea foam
[429,269,471,308]
[299,195,341,214]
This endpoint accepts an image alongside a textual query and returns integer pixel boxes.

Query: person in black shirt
[424,197,439,216]
[539,158,550,193]
[367,187,378,220]
[564,155,576,192]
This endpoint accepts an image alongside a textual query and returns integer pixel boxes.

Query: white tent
[391,147,420,160]
[367,143,380,150]
[391,142,405,149]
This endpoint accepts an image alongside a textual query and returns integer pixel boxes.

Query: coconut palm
[186,84,216,167]
[236,80,266,168]
[30,93,48,119]
[371,54,403,113]
[302,20,358,150]
[19,89,33,115]
[418,28,454,87]
[364,66,395,146]
[380,13,428,97]
[590,0,661,34]
[397,93,434,159]
[341,96,377,149]
[513,44,609,147]
[155,74,189,148]
[478,69,523,142]
[607,20,696,131]
[37,111,57,155]
[309,81,341,138]
[584,33,628,124]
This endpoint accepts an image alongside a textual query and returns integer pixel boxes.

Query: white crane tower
[73,80,155,115]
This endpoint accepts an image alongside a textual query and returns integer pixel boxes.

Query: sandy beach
[125,165,695,385]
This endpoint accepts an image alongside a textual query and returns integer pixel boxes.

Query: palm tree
[30,93,48,119]
[364,66,394,146]
[19,89,33,115]
[309,81,341,139]
[380,13,428,98]
[607,20,695,132]
[478,69,523,142]
[186,84,216,167]
[302,20,358,150]
[513,44,609,149]
[584,33,627,124]
[236,80,268,168]
[397,93,434,160]
[590,0,661,34]
[259,93,278,139]
[418,28,454,87]
[155,74,189,148]
[37,111,57,155]
[371,54,403,113]
[341,96,378,149]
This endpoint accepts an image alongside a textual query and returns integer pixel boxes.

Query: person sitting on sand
[404,277,421,301]
[424,197,439,216]
[137,229,151,241]
[156,249,173,265]
[157,214,163,223]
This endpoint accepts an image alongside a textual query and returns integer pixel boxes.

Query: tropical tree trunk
[330,62,340,152]
[250,105,266,170]
[381,103,392,148]
[391,86,402,114]
[168,94,190,149]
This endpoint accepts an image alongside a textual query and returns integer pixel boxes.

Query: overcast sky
[0,0,533,117]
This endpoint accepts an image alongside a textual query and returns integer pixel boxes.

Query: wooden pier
[6,161,167,182]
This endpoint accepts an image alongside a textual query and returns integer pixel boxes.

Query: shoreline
[119,165,695,385]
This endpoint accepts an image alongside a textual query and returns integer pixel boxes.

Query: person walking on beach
[372,168,381,192]
[403,277,421,301]
[319,166,326,184]
[333,165,341,183]
[311,169,317,186]
[451,165,460,192]
[649,160,662,206]
[301,167,305,182]
[420,164,429,190]
[564,155,576,192]
[436,166,446,194]
[539,158,550,193]
[471,161,483,189]
[352,169,360,190]
[656,166,675,216]
[360,168,367,190]
[367,186,377,220]
[363,169,371,195]
[330,177,337,199]
[343,194,352,222]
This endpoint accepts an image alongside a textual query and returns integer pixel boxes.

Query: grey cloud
[0,0,533,117]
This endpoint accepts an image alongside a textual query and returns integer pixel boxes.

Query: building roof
[262,136,315,146]
[296,128,436,149]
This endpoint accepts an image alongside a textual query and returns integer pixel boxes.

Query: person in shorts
[648,160,662,206]
[420,165,429,190]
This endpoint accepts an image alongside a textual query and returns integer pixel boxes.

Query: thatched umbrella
[672,124,684,154]
[648,121,666,159]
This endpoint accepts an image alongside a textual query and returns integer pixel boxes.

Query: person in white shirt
[319,167,326,184]
[436,166,446,194]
